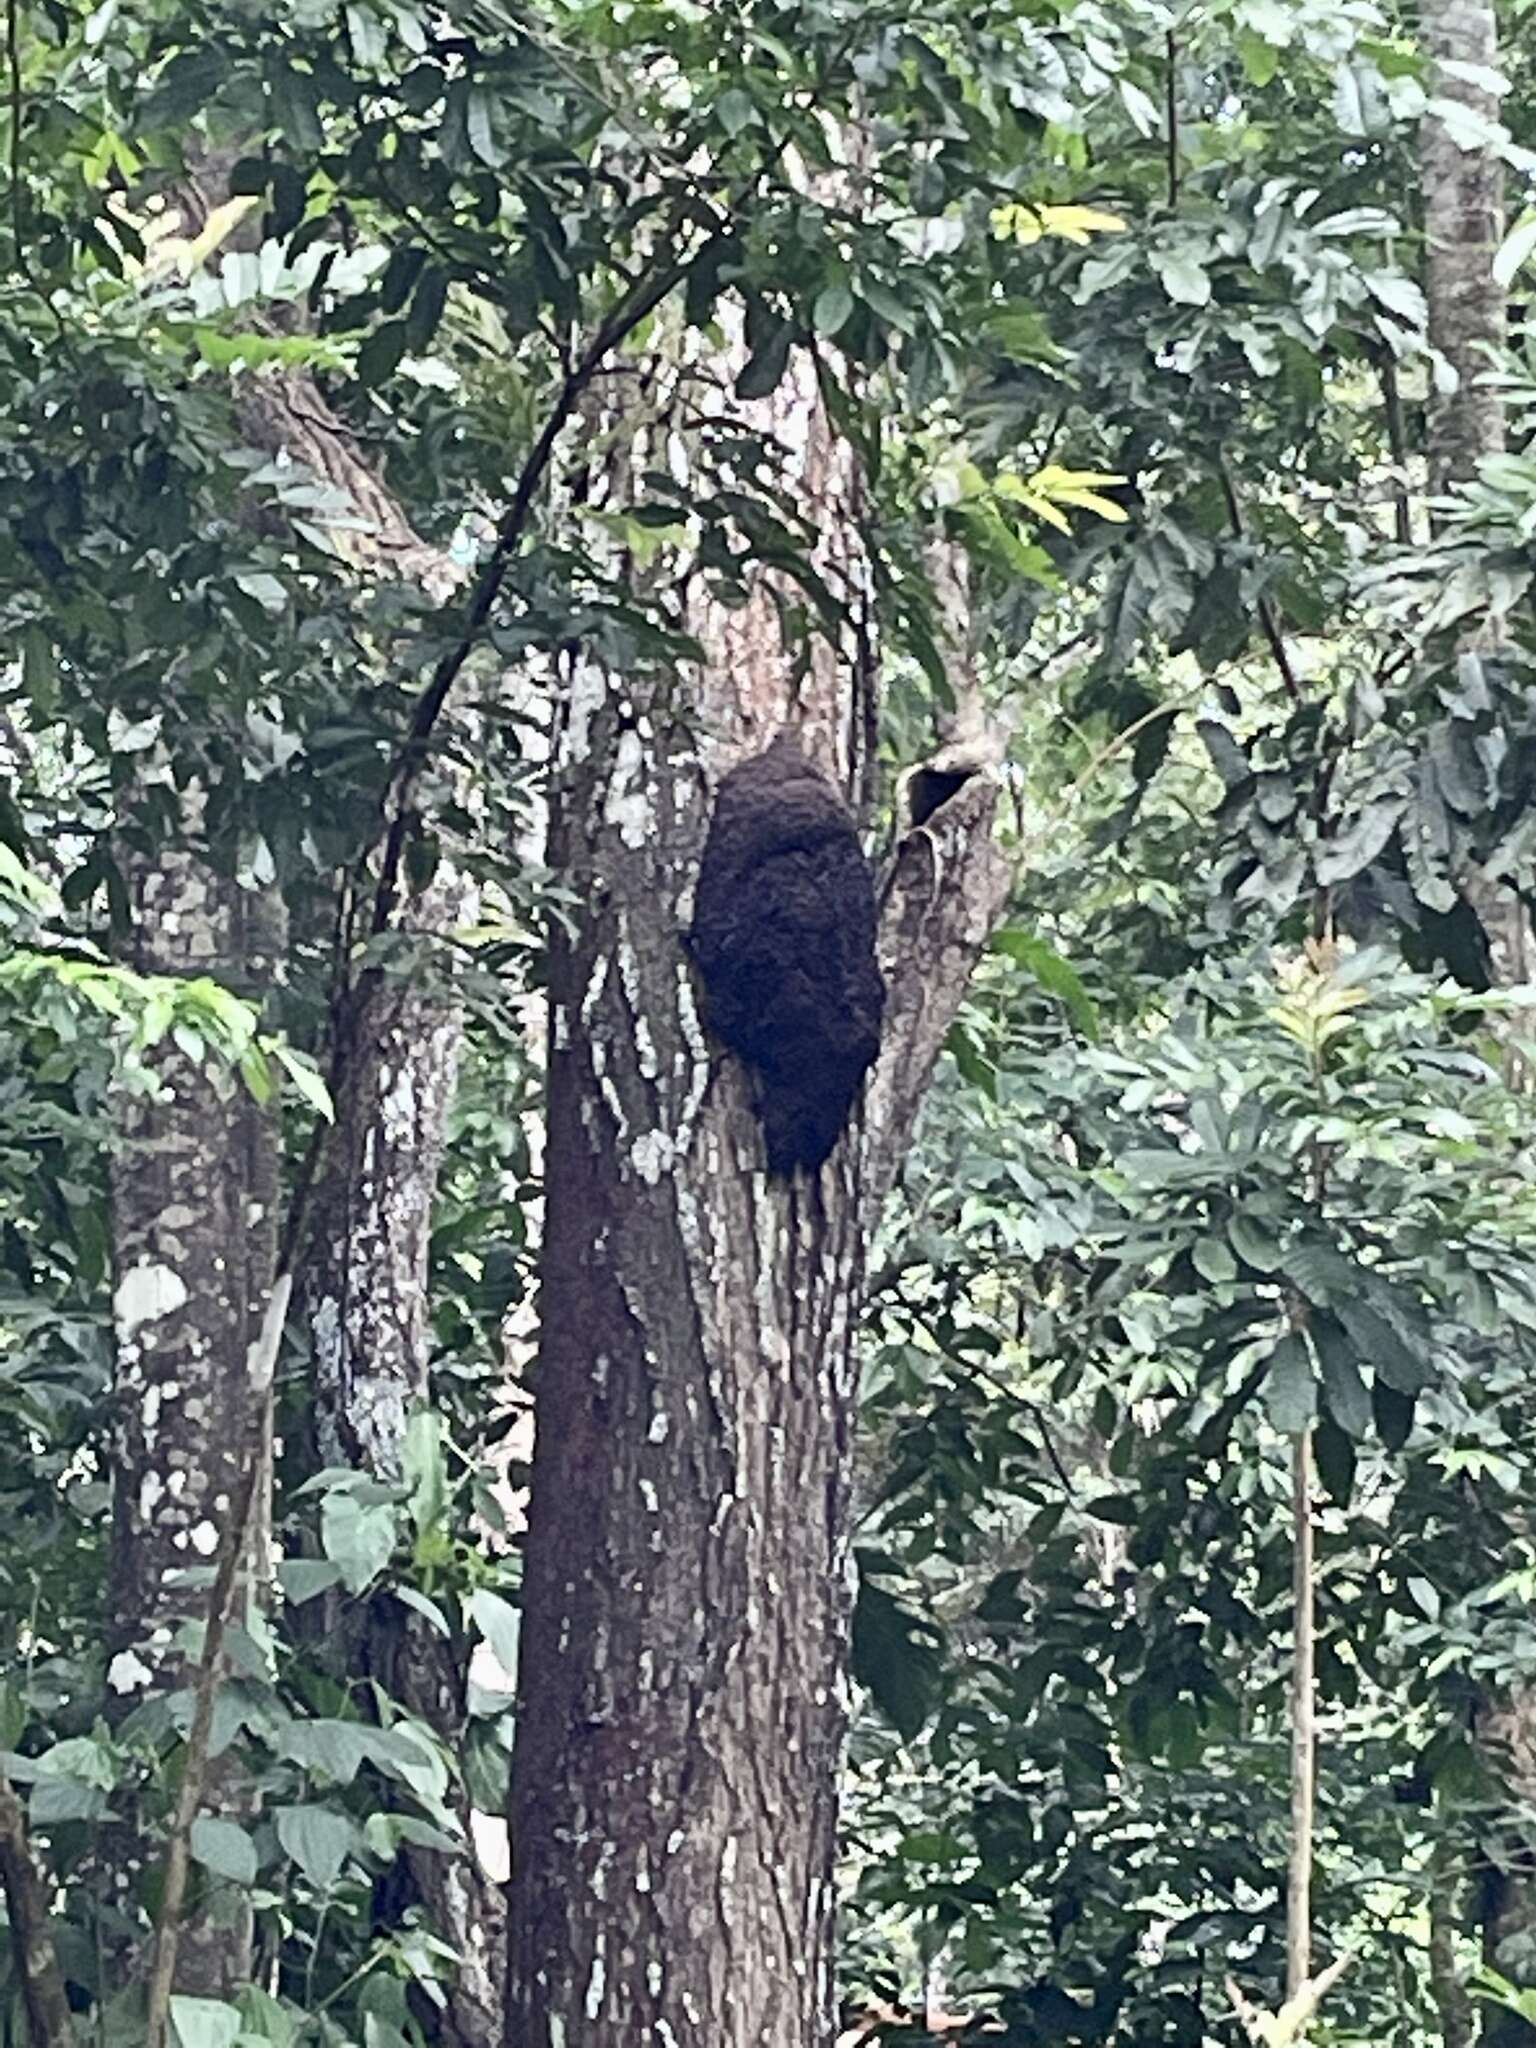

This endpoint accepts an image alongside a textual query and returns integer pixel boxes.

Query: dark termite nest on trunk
[689,731,886,1174]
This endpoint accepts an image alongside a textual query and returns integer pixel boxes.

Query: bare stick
[1164,32,1180,208]
[1287,1426,1316,2002]
[143,1275,292,2048]
[1217,461,1302,701]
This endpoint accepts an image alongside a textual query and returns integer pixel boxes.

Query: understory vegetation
[3,0,1536,2042]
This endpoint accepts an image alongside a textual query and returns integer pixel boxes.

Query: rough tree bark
[103,158,502,2023]
[220,270,512,2048]
[230,292,507,2048]
[106,833,283,1994]
[1420,0,1505,507]
[1418,12,1536,2042]
[299,852,508,2048]
[240,354,507,2048]
[503,329,1008,2045]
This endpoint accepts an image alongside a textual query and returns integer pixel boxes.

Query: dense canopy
[3,0,1536,2044]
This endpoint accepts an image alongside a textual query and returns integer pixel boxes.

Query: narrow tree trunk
[1419,0,1504,505]
[156,153,511,2039]
[504,339,1008,2044]
[106,835,283,1993]
[1417,11,1534,2038]
[1287,1429,1315,2004]
[1430,1845,1477,2048]
[0,1761,75,2048]
[300,876,508,2048]
[306,878,469,1477]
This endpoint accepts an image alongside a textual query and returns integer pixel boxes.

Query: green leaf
[232,572,286,615]
[238,1045,274,1105]
[1407,1577,1440,1622]
[945,1018,996,1097]
[321,1492,397,1593]
[1495,214,1536,289]
[1336,1298,1428,1394]
[281,1721,375,1786]
[365,1723,450,1804]
[851,1570,943,1742]
[356,320,409,389]
[1192,1237,1237,1284]
[1149,250,1211,306]
[406,267,449,353]
[278,1558,342,1604]
[275,1805,356,1891]
[1083,1495,1137,1526]
[1263,1333,1315,1434]
[1314,1415,1356,1505]
[35,1737,114,1789]
[715,88,756,136]
[235,1988,296,2048]
[988,930,1099,1038]
[344,2,388,67]
[190,1816,258,1886]
[392,1584,451,1635]
[270,68,324,153]
[1228,1212,1283,1272]
[735,320,793,400]
[365,1812,462,1860]
[812,282,855,337]
[30,1774,107,1824]
[469,1588,522,1679]
[403,1406,448,1543]
[270,1043,334,1120]
[1372,1379,1416,1452]
[170,1999,243,2048]
[1312,1315,1372,1438]
[1238,29,1279,84]
[1363,270,1427,329]
[466,85,508,167]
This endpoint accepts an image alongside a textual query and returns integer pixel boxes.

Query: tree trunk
[1419,0,1504,505]
[504,339,1008,2045]
[104,155,501,2018]
[299,873,508,2048]
[243,386,506,2046]
[106,833,283,1993]
[239,307,507,2048]
[1417,10,1535,2038]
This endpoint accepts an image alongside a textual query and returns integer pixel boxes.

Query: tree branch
[1379,348,1413,546]
[365,238,705,944]
[1287,1425,1316,2002]
[1217,462,1301,701]
[0,1757,74,2048]
[1227,1953,1352,2046]
[862,770,1010,1215]
[1165,32,1180,209]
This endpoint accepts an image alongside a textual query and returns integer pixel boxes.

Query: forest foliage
[3,0,1536,2042]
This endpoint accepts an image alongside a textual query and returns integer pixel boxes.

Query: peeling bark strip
[505,339,1008,2045]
